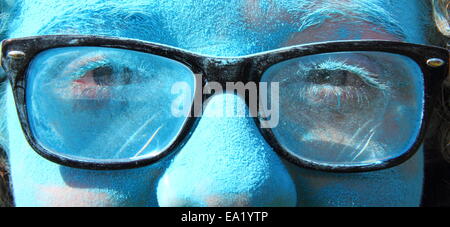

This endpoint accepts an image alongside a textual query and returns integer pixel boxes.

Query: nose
[157,93,297,207]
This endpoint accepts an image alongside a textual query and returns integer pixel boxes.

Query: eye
[305,68,364,87]
[303,68,382,96]
[71,65,116,100]
[91,65,114,86]
[282,59,389,114]
[70,64,134,99]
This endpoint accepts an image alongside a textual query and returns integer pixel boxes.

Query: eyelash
[65,59,119,104]
[70,58,139,87]
[288,59,391,112]
[300,59,388,90]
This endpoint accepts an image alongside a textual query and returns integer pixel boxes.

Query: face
[4,0,429,206]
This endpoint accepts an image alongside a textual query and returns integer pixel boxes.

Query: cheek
[36,186,119,207]
[286,147,424,207]
[5,84,166,207]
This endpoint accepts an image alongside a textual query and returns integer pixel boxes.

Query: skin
[3,0,430,206]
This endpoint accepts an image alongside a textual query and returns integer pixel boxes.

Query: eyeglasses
[1,35,448,172]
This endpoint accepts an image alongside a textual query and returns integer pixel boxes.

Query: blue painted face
[4,0,429,206]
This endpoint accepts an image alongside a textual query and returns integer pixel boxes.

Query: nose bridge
[156,93,297,207]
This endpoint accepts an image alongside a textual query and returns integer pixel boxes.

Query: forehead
[10,0,428,55]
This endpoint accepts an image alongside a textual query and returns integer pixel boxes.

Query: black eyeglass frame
[1,35,448,172]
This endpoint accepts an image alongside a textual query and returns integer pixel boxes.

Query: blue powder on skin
[3,0,427,206]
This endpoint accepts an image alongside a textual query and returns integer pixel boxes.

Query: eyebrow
[301,11,406,40]
[267,0,408,40]
[11,2,171,43]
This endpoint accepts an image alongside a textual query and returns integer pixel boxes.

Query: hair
[430,0,450,162]
[0,0,448,207]
[0,0,14,207]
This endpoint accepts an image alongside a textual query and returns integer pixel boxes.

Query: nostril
[205,194,250,207]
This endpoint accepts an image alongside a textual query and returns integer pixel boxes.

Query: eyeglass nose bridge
[190,56,260,119]
[200,57,252,85]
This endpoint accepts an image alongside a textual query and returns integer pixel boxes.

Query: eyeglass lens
[261,51,424,166]
[26,47,196,160]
